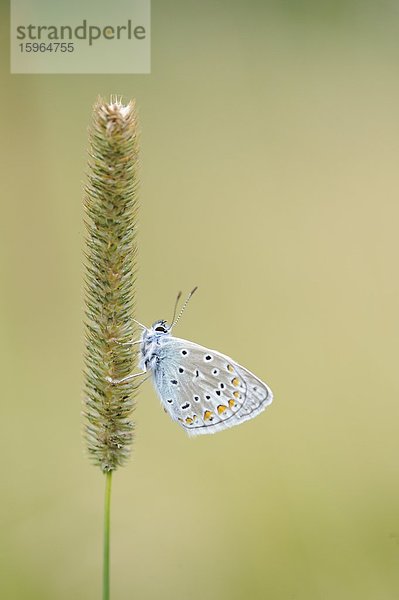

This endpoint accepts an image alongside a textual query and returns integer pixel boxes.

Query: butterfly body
[139,319,273,435]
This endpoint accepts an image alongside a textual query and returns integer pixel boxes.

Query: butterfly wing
[151,337,273,435]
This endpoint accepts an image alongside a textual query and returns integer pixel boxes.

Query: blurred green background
[1,1,399,598]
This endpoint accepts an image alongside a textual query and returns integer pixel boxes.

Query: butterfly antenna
[170,291,182,327]
[171,286,198,329]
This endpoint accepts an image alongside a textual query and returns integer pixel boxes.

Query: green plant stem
[103,471,112,600]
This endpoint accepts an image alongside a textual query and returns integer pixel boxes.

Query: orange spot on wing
[233,391,240,398]
[204,410,214,421]
[185,417,193,424]
[227,364,234,372]
[228,399,236,409]
[232,377,240,387]
[217,404,227,415]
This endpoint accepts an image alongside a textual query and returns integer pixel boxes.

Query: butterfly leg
[106,371,146,385]
[111,339,141,346]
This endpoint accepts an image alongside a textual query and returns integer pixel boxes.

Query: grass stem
[103,470,112,600]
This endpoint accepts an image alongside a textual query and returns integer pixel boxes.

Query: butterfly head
[151,319,171,336]
[141,320,171,345]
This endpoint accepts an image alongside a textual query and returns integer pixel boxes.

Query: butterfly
[113,288,273,435]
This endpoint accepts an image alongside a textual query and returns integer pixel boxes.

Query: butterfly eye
[155,326,166,333]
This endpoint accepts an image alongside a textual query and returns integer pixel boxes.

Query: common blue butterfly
[111,289,273,435]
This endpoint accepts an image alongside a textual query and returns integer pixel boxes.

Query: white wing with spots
[151,337,273,435]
